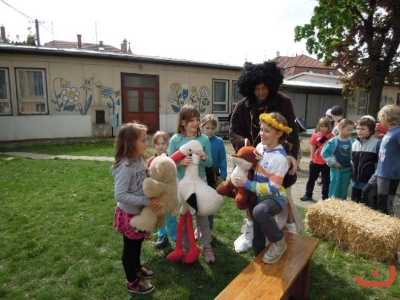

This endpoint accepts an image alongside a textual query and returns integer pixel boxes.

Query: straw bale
[306,198,400,261]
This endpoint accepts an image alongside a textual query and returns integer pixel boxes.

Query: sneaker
[127,278,155,294]
[136,267,155,279]
[204,246,215,264]
[285,222,298,234]
[155,235,169,249]
[194,227,201,240]
[300,195,312,201]
[262,238,287,264]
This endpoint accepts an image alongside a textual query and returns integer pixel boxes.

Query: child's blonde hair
[176,104,201,137]
[378,104,400,127]
[114,122,148,166]
[316,117,333,132]
[152,131,169,148]
[338,118,355,129]
[200,114,218,128]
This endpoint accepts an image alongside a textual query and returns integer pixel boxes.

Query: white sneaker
[263,237,287,264]
[285,222,298,234]
[234,219,253,253]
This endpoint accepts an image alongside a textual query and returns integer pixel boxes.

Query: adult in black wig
[229,61,305,253]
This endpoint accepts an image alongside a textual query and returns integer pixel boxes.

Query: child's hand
[195,150,207,161]
[179,156,192,166]
[149,198,162,211]
[217,177,224,184]
[234,176,246,187]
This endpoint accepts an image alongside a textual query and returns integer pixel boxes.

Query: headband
[259,113,292,134]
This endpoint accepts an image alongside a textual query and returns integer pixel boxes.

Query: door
[121,74,159,133]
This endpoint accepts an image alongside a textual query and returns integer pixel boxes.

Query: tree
[294,0,400,115]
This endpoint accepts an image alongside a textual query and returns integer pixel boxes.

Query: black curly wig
[237,61,284,103]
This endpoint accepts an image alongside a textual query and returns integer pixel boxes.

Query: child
[350,116,380,203]
[111,122,157,294]
[235,112,291,264]
[330,105,344,135]
[374,104,400,215]
[169,104,215,263]
[322,119,355,200]
[374,122,388,139]
[199,114,227,237]
[148,131,177,249]
[361,121,388,208]
[300,117,334,201]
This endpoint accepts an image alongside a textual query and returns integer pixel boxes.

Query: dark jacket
[229,91,299,158]
[351,136,380,184]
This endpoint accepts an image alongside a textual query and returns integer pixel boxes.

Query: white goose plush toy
[168,139,223,263]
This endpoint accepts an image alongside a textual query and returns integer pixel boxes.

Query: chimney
[276,51,280,57]
[77,34,82,49]
[127,42,132,54]
[99,41,104,51]
[1,26,6,42]
[121,39,127,53]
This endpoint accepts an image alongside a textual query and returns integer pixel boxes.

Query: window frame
[15,68,48,115]
[212,79,229,113]
[232,80,243,110]
[0,67,12,115]
[357,91,369,115]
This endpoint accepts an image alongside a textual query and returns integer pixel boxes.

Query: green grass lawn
[0,140,399,299]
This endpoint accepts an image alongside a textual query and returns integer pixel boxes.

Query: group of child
[109,101,400,294]
[300,104,400,217]
[111,103,297,294]
[111,104,229,294]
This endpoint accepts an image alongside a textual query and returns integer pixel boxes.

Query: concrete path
[2,141,399,215]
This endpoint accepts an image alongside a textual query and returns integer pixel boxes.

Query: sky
[0,0,317,66]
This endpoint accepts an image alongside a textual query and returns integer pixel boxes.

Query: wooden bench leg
[290,260,312,300]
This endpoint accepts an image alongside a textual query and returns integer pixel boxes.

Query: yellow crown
[259,113,292,134]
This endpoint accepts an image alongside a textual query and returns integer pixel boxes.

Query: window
[357,91,368,115]
[0,68,12,115]
[212,79,228,113]
[232,80,243,109]
[16,68,48,114]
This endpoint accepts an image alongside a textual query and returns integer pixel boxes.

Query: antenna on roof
[95,22,98,44]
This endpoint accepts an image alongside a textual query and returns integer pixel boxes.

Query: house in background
[276,54,345,128]
[1,34,397,142]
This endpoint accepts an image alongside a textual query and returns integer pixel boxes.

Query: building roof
[44,40,123,53]
[274,54,343,78]
[0,44,242,71]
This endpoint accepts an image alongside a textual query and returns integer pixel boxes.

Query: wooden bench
[215,232,319,300]
[218,116,230,131]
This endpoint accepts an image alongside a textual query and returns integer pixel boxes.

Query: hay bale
[306,198,400,261]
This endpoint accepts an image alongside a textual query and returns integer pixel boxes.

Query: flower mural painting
[51,76,94,115]
[61,87,80,111]
[167,82,211,113]
[101,87,121,109]
[168,82,184,112]
[190,86,210,113]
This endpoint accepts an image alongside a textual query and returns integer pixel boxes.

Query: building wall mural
[167,82,210,113]
[51,75,121,119]
[51,76,94,115]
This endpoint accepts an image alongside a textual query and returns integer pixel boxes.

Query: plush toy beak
[170,150,186,163]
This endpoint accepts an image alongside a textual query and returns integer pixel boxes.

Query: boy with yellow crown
[235,112,292,264]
